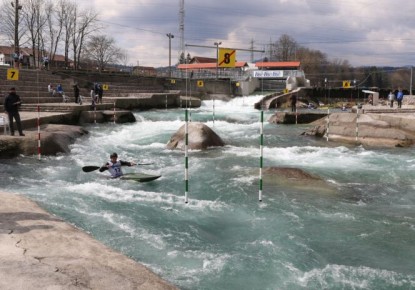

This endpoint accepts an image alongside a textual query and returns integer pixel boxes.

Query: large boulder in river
[262,167,335,193]
[166,122,225,150]
[0,124,88,158]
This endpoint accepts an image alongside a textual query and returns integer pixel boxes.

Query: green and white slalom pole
[326,108,330,142]
[37,105,41,161]
[184,109,189,203]
[356,107,359,142]
[259,110,264,202]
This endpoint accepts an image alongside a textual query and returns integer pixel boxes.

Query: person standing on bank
[396,89,404,109]
[99,152,136,178]
[73,83,80,104]
[388,90,395,108]
[4,87,24,136]
[291,94,297,112]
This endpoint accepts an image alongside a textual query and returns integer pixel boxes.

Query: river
[1,95,414,289]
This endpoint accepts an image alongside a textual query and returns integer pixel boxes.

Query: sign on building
[252,70,284,78]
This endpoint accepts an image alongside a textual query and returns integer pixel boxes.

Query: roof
[0,45,69,62]
[190,56,217,64]
[177,61,249,70]
[255,61,301,68]
[0,46,21,54]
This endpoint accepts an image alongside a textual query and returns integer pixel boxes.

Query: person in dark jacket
[4,87,24,136]
[291,94,297,112]
[73,83,80,104]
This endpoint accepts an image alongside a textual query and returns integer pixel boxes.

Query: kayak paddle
[82,162,153,173]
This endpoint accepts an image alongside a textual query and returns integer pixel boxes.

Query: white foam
[292,264,415,288]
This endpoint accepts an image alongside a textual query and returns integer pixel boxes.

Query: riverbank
[0,191,178,290]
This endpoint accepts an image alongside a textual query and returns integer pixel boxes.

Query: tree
[45,1,63,67]
[273,34,298,61]
[179,52,186,64]
[61,0,75,68]
[84,35,121,71]
[22,0,48,67]
[71,6,99,70]
[0,0,27,49]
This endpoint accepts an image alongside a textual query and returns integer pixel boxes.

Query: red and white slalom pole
[37,105,41,160]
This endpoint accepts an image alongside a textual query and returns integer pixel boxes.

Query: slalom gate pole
[326,108,330,142]
[295,107,298,125]
[94,104,97,124]
[113,101,116,124]
[212,95,215,125]
[184,109,189,203]
[259,110,264,202]
[37,105,41,161]
[356,107,359,142]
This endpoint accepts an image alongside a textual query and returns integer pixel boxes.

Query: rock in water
[262,167,336,194]
[167,122,225,150]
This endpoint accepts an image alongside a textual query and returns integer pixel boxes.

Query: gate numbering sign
[218,48,236,68]
[7,68,19,81]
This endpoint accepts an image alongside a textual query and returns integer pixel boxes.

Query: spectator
[43,56,49,70]
[73,83,80,104]
[48,83,56,96]
[290,94,297,112]
[4,87,24,136]
[396,89,404,108]
[56,84,64,96]
[388,91,394,108]
[97,84,103,104]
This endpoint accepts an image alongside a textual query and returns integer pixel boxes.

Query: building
[0,45,71,68]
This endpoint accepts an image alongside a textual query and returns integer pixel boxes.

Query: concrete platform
[0,191,177,290]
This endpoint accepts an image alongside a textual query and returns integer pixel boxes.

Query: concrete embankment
[0,191,178,290]
[303,105,415,147]
[0,95,201,158]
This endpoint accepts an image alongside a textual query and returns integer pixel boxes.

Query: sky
[80,0,415,68]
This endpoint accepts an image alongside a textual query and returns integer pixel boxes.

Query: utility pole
[411,66,413,95]
[179,0,185,62]
[250,39,254,63]
[167,33,174,77]
[12,0,22,59]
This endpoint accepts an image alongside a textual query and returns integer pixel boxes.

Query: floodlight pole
[167,33,174,77]
[214,41,222,79]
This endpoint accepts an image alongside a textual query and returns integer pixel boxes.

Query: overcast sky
[80,0,414,68]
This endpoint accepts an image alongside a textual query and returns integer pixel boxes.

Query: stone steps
[0,67,169,106]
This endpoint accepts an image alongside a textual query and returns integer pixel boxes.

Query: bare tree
[273,34,298,61]
[22,0,49,67]
[45,1,63,66]
[71,7,99,70]
[0,0,27,48]
[84,35,121,71]
[61,0,75,67]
